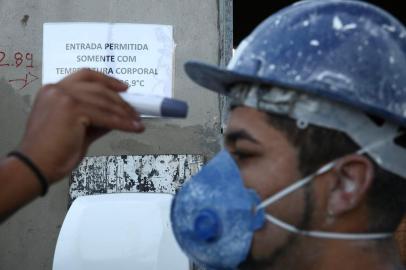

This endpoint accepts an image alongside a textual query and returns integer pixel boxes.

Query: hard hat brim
[184,61,268,96]
[184,60,406,127]
[185,60,310,97]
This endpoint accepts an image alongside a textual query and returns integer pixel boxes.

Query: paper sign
[42,23,174,97]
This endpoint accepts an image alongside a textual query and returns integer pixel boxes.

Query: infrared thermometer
[119,92,188,118]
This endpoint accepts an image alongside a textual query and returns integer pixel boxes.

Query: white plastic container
[53,193,189,270]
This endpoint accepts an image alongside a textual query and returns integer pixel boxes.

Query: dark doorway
[233,1,406,47]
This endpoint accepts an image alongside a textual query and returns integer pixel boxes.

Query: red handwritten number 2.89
[0,50,34,68]
[0,50,39,90]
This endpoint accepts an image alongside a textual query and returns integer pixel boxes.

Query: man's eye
[231,151,254,161]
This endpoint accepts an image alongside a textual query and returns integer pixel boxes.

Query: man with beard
[170,1,406,269]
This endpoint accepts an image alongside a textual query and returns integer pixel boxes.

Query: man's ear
[327,154,374,216]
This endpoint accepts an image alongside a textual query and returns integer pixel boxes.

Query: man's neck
[272,238,404,270]
[321,239,402,270]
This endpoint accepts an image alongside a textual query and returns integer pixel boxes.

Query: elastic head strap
[265,214,392,240]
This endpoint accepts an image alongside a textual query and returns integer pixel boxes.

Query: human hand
[18,69,144,184]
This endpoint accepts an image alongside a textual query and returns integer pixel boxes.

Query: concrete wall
[0,0,221,269]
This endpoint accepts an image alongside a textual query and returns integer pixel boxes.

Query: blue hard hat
[185,0,406,126]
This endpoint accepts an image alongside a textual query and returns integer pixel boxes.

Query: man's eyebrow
[224,129,260,145]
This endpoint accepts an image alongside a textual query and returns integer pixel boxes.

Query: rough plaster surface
[69,154,204,205]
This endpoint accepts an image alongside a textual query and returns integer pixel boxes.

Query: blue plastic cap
[161,98,188,118]
[193,209,222,242]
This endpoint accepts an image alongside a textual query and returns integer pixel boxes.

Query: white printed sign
[42,23,174,97]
